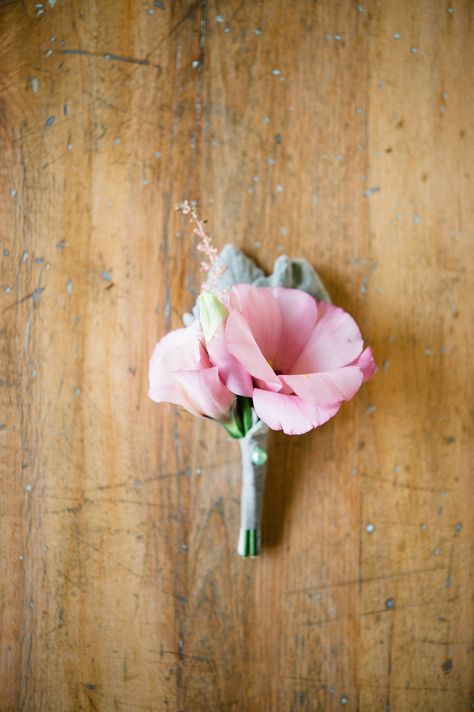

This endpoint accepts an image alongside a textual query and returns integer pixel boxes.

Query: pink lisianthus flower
[205,284,376,435]
[148,319,235,421]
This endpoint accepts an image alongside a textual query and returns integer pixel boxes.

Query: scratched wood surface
[1,1,473,710]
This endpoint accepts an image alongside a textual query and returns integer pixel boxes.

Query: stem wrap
[237,420,269,557]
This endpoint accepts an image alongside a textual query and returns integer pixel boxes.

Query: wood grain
[1,1,472,710]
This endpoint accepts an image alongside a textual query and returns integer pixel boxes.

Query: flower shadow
[262,425,334,551]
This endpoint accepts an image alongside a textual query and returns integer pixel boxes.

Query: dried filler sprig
[175,200,227,298]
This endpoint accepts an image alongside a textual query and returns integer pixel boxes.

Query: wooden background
[1,1,472,710]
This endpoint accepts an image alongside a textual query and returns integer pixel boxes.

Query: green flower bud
[198,291,228,342]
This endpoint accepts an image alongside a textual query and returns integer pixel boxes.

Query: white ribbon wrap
[237,420,269,557]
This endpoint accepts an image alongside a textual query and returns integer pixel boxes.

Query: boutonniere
[149,202,375,557]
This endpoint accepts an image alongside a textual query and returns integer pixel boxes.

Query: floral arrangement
[149,202,375,557]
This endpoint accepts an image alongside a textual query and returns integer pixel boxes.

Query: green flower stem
[238,529,259,558]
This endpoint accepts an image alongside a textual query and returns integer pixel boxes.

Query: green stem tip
[238,528,260,558]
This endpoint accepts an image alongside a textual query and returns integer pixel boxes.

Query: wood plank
[1,1,472,710]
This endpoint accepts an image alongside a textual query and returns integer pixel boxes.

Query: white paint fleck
[254,28,262,36]
[357,4,364,12]
[45,49,54,57]
[412,212,421,225]
[143,179,150,186]
[279,226,288,236]
[31,78,40,94]
[267,156,275,166]
[254,240,262,248]
[275,184,284,193]
[101,271,112,282]
[215,15,224,23]
[66,278,73,295]
[75,387,81,396]
[67,143,73,151]
[434,547,441,556]
[32,287,44,304]
[48,0,56,6]
[19,554,24,561]
[367,404,376,415]
[410,47,418,54]
[11,189,17,198]
[364,186,380,198]
[272,69,281,76]
[334,34,342,41]
[366,523,375,533]
[154,150,161,158]
[192,60,200,69]
[4,286,11,294]
[24,483,33,492]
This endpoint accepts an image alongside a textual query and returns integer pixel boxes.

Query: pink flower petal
[271,287,319,372]
[150,320,211,372]
[225,309,280,385]
[172,367,234,420]
[353,346,376,381]
[148,322,234,420]
[253,388,340,435]
[282,366,364,406]
[229,284,282,362]
[206,323,254,396]
[148,377,202,417]
[291,301,363,373]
